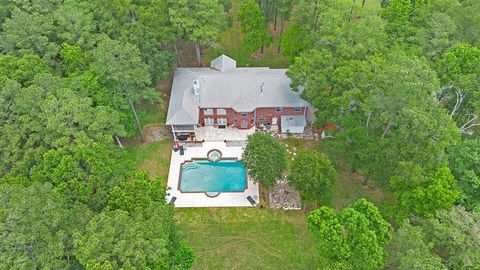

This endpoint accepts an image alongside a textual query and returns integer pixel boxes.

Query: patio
[195,126,255,141]
[165,141,260,207]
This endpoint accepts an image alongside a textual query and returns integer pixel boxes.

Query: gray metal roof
[281,115,307,127]
[210,54,236,72]
[166,55,309,125]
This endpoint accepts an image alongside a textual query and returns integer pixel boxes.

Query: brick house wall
[255,107,306,127]
[197,107,306,129]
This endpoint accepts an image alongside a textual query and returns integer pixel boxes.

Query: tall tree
[436,44,480,135]
[73,208,173,269]
[168,0,225,66]
[0,54,51,85]
[390,163,459,221]
[0,74,124,176]
[288,149,337,205]
[53,1,97,50]
[242,132,287,187]
[238,0,273,54]
[92,38,157,143]
[30,143,132,211]
[275,0,294,53]
[385,221,446,270]
[107,171,165,213]
[421,206,480,270]
[0,183,92,269]
[308,199,392,269]
[0,8,59,61]
[452,0,480,47]
[448,138,480,211]
[119,22,173,81]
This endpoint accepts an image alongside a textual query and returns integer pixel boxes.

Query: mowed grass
[126,136,393,269]
[175,208,316,270]
[126,139,317,270]
[126,140,172,182]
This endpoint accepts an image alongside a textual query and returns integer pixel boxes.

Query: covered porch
[171,125,197,141]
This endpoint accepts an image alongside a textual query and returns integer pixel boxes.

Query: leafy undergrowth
[203,0,290,69]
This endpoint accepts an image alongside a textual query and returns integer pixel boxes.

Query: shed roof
[281,115,307,127]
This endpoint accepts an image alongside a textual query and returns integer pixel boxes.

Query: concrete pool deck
[166,141,260,207]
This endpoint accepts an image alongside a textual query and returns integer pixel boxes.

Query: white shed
[281,115,306,134]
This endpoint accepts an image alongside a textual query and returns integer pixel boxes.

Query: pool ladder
[182,161,200,171]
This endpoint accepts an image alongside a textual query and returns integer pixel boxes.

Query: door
[241,120,247,128]
[272,117,278,125]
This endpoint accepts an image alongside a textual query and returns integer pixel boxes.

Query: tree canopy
[308,199,392,270]
[288,149,336,204]
[0,1,193,268]
[238,0,272,53]
[242,132,287,187]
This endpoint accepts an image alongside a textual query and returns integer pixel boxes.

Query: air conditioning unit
[193,79,200,95]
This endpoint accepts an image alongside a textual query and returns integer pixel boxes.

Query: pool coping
[177,157,248,196]
[166,141,259,207]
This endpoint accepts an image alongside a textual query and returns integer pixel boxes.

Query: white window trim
[217,108,227,115]
[275,107,283,112]
[205,118,214,125]
[218,118,227,125]
[204,108,213,115]
[294,107,302,112]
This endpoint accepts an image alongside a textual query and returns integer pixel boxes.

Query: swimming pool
[179,159,247,193]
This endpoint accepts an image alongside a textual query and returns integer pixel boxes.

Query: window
[205,118,214,125]
[259,116,265,122]
[218,118,227,125]
[204,108,213,115]
[241,112,248,117]
[217,108,226,115]
[275,107,283,112]
[294,107,302,112]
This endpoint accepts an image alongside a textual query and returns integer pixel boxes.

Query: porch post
[171,125,177,141]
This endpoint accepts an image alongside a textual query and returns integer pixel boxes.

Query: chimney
[193,79,200,96]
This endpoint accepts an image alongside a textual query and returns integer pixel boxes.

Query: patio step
[182,161,200,171]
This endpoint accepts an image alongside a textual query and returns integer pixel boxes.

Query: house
[165,54,310,141]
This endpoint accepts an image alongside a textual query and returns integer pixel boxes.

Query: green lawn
[176,208,316,270]
[126,140,172,182]
[126,137,393,269]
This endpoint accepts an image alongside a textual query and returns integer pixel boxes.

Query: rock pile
[269,180,302,210]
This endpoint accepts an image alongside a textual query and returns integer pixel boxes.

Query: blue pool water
[179,160,246,192]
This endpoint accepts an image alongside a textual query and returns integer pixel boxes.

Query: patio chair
[179,146,184,156]
[247,196,256,206]
[169,196,177,205]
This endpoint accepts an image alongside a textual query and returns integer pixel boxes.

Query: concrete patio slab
[196,126,255,141]
[165,141,259,207]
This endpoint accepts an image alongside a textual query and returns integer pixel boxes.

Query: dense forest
[1,0,479,269]
[282,0,480,269]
